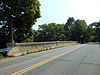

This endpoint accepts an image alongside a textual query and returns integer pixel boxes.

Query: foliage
[64,17,74,40]
[0,0,41,48]
[90,22,100,42]
[34,17,100,43]
[73,20,89,43]
[0,53,4,59]
[22,30,36,43]
[64,17,89,43]
[34,23,66,42]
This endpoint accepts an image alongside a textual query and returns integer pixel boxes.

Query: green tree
[90,22,100,42]
[86,26,93,42]
[34,23,66,42]
[73,20,88,43]
[22,30,36,43]
[64,18,90,43]
[64,17,74,40]
[0,0,41,48]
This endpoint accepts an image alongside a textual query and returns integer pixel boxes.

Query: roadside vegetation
[0,53,15,60]
[0,53,4,59]
[33,17,100,43]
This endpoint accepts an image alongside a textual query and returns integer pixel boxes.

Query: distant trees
[34,23,66,42]
[64,17,90,43]
[90,22,100,42]
[0,0,41,48]
[25,17,100,43]
[64,17,74,41]
[73,20,90,43]
[64,17,100,43]
[33,17,100,43]
[34,18,91,43]
[34,17,100,43]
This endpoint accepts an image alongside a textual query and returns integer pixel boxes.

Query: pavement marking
[11,45,85,75]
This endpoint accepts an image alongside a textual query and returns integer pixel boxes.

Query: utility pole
[10,19,15,47]
[11,20,13,43]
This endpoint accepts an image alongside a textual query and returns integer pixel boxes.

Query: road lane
[22,45,88,75]
[0,44,84,75]
[23,44,100,75]
[11,45,83,75]
[0,43,100,75]
[0,44,82,68]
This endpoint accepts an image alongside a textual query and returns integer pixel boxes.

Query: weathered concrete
[7,41,77,56]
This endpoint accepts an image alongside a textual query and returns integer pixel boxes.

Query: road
[0,43,100,75]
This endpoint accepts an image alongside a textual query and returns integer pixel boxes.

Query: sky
[33,0,100,30]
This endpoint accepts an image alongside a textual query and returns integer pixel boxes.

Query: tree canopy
[64,17,89,43]
[0,0,41,48]
[33,17,100,43]
[64,17,74,40]
[90,22,100,42]
[34,23,66,42]
[72,20,89,43]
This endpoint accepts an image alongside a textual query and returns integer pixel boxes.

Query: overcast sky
[33,0,100,29]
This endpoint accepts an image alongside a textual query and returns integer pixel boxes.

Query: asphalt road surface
[0,43,100,75]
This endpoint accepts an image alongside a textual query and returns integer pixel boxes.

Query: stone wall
[7,41,77,56]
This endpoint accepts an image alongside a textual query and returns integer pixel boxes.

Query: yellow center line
[11,45,84,75]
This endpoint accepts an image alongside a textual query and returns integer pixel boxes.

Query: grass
[0,53,15,60]
[0,53,4,59]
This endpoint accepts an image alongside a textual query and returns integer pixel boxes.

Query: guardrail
[7,41,77,56]
[0,48,12,53]
[0,48,12,56]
